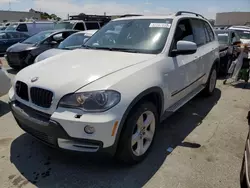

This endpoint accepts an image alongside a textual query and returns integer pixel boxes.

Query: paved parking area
[0,57,249,188]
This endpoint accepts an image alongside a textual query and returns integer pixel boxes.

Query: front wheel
[202,65,217,96]
[115,102,158,164]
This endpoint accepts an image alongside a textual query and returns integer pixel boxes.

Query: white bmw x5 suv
[9,11,219,164]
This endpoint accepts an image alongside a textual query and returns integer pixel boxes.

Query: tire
[115,101,158,165]
[202,64,217,96]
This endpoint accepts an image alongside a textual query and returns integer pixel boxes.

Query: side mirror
[171,40,197,56]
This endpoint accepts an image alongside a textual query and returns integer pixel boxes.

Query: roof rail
[175,11,205,19]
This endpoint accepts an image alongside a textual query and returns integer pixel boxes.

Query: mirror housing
[171,40,197,56]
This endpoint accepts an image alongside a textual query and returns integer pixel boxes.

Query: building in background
[0,10,41,23]
[215,12,250,27]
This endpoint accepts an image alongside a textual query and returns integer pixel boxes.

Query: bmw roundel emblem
[31,77,39,82]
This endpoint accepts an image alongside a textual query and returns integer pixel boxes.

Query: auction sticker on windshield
[218,33,229,36]
[149,23,171,28]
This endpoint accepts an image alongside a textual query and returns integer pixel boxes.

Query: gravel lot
[0,57,249,188]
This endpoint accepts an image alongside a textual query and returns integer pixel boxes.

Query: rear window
[85,22,100,30]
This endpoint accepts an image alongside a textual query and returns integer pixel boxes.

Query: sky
[0,0,249,19]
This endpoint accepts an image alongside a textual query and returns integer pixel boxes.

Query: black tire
[115,101,158,165]
[202,64,217,97]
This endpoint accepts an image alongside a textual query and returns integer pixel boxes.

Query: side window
[85,22,100,30]
[202,21,210,43]
[17,24,28,32]
[20,33,29,38]
[7,32,20,39]
[173,19,194,49]
[190,19,206,46]
[204,22,214,41]
[0,33,8,39]
[74,23,85,30]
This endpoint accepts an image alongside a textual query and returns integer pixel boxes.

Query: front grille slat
[30,87,53,108]
[15,81,29,101]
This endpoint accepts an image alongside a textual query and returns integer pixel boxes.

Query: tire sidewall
[207,65,218,95]
[117,102,158,163]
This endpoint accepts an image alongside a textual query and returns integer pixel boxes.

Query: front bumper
[10,100,120,154]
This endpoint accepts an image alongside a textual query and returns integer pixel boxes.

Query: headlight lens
[58,90,121,112]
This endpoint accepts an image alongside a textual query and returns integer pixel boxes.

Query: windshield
[58,32,93,49]
[233,29,250,39]
[215,32,229,44]
[84,19,172,54]
[5,23,18,31]
[55,22,74,30]
[22,30,54,44]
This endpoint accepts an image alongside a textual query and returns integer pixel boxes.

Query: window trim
[168,17,193,57]
[204,21,215,42]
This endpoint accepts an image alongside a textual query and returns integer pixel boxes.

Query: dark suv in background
[214,29,241,74]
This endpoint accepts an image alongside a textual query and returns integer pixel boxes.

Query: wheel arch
[111,86,164,155]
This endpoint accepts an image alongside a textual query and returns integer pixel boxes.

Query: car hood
[35,48,67,62]
[7,42,36,52]
[16,49,156,95]
[219,44,228,52]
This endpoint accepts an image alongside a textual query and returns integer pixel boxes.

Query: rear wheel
[115,102,158,164]
[202,65,217,96]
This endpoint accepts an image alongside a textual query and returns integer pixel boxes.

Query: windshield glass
[55,22,74,30]
[215,32,229,44]
[58,32,93,49]
[233,29,250,39]
[5,23,18,31]
[84,19,172,54]
[22,30,54,44]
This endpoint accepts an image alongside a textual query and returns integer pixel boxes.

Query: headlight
[58,90,121,112]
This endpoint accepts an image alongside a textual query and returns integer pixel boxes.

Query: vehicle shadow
[9,89,221,188]
[0,100,10,117]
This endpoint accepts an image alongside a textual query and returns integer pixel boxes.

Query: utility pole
[9,1,11,11]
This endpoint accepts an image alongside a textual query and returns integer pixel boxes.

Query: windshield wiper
[82,45,139,53]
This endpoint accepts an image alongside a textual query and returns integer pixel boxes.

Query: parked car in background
[228,26,250,46]
[9,12,219,164]
[0,26,6,30]
[5,30,77,69]
[35,29,97,63]
[55,20,100,31]
[5,21,55,36]
[0,59,11,97]
[0,31,30,55]
[214,29,241,74]
[240,108,250,188]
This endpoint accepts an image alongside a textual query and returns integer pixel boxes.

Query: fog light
[84,125,95,134]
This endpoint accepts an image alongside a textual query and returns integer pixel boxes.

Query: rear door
[190,19,217,85]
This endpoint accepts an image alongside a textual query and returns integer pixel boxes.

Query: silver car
[34,29,97,63]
